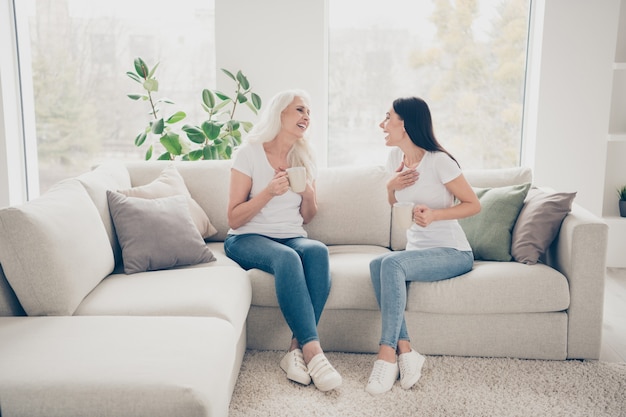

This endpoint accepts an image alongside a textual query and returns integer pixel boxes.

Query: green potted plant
[618,185,626,217]
[126,58,261,160]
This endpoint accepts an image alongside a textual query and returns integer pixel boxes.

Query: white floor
[599,267,626,363]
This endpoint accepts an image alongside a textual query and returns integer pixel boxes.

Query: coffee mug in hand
[286,167,307,193]
[393,202,415,229]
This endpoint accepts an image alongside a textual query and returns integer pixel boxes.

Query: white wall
[523,0,620,216]
[215,0,328,165]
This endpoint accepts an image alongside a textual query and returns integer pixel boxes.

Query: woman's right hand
[387,165,419,192]
[267,169,290,196]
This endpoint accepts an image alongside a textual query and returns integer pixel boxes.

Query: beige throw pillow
[118,165,217,239]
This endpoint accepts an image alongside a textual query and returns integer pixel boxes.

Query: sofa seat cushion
[75,266,251,331]
[406,261,570,314]
[0,316,237,417]
[248,245,389,310]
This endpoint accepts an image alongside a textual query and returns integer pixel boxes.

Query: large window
[328,0,531,168]
[13,0,530,197]
[14,0,216,194]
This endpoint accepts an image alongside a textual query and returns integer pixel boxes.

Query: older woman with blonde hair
[224,89,342,392]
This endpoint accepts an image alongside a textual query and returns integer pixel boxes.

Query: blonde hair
[245,89,317,179]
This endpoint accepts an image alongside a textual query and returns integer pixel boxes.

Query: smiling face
[379,107,406,147]
[280,96,310,138]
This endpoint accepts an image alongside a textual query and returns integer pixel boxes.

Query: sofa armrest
[544,203,608,359]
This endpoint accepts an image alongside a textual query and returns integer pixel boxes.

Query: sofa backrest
[124,160,233,242]
[305,165,391,246]
[124,161,393,248]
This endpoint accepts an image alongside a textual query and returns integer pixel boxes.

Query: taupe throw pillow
[107,191,216,274]
[511,188,576,265]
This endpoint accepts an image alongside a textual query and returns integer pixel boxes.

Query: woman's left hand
[413,204,435,227]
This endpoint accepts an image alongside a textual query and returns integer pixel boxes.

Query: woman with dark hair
[365,97,480,395]
[224,90,342,392]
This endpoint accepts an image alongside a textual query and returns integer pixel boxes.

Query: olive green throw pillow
[459,183,531,261]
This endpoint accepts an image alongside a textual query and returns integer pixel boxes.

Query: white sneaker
[307,353,342,392]
[365,359,399,395]
[280,349,311,385]
[398,349,426,390]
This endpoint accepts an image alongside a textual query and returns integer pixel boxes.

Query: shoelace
[398,356,412,376]
[292,350,308,373]
[368,361,389,384]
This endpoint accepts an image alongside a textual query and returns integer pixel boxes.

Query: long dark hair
[393,97,459,166]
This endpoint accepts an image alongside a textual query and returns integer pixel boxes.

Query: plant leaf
[145,145,153,160]
[157,152,171,160]
[147,62,160,79]
[151,118,165,134]
[221,68,236,81]
[134,57,149,79]
[237,92,248,104]
[215,90,231,101]
[240,121,253,132]
[134,131,147,147]
[244,100,259,115]
[166,111,186,124]
[251,93,262,110]
[126,72,142,83]
[182,125,207,144]
[228,120,240,131]
[202,89,216,108]
[160,132,182,155]
[188,149,204,161]
[143,79,159,92]
[202,120,222,140]
[236,70,250,90]
[214,99,231,112]
[127,94,144,101]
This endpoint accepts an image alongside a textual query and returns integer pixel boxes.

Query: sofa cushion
[0,180,114,315]
[107,191,215,274]
[406,261,570,314]
[75,266,251,332]
[511,188,576,265]
[0,316,237,417]
[76,162,132,268]
[118,165,218,239]
[248,245,388,310]
[304,165,391,246]
[459,183,531,261]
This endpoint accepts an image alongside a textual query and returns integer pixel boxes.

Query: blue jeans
[369,247,474,350]
[224,234,331,346]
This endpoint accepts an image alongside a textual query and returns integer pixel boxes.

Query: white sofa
[0,160,608,417]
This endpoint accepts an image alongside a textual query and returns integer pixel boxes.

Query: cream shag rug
[229,350,626,417]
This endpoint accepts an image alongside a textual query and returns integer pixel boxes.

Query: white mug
[393,202,415,229]
[286,167,307,193]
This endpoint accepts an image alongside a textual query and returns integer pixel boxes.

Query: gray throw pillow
[107,191,216,274]
[459,183,531,262]
[511,188,576,265]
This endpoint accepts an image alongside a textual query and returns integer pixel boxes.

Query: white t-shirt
[387,147,471,252]
[228,142,308,238]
